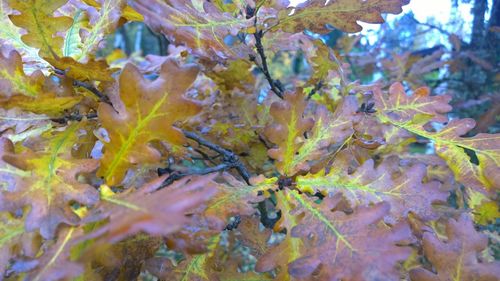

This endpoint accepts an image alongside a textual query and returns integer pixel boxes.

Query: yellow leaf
[8,0,72,57]
[375,83,500,192]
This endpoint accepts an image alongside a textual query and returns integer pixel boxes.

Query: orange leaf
[0,50,81,115]
[264,90,314,176]
[97,59,201,185]
[45,56,116,82]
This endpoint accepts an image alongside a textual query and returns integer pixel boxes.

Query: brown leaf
[0,50,81,116]
[410,214,500,281]
[97,59,201,185]
[86,175,217,243]
[258,190,412,280]
[297,152,448,222]
[8,0,72,57]
[264,90,314,176]
[0,124,99,239]
[45,56,116,82]
[274,0,409,33]
[133,0,250,60]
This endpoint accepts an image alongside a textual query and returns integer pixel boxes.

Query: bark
[471,0,487,48]
[485,0,500,56]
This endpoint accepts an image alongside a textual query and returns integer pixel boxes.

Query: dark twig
[182,130,251,184]
[51,112,98,124]
[159,130,252,188]
[53,68,112,105]
[160,163,231,188]
[251,18,284,99]
[306,81,323,100]
[72,80,111,105]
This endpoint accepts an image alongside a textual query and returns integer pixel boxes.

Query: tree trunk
[471,0,487,48]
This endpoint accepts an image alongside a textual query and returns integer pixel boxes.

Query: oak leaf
[8,0,72,57]
[0,124,99,239]
[25,226,84,281]
[0,211,26,276]
[258,190,412,280]
[375,83,500,192]
[76,0,128,60]
[297,152,448,222]
[264,90,314,176]
[147,217,272,281]
[410,214,500,281]
[97,59,201,185]
[45,56,116,82]
[87,175,217,243]
[0,50,81,115]
[0,0,42,67]
[255,191,304,281]
[133,0,250,59]
[292,97,357,171]
[0,108,52,143]
[273,0,409,33]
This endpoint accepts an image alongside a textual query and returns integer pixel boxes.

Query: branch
[410,17,453,37]
[306,81,323,100]
[182,130,251,184]
[53,68,112,105]
[159,163,231,189]
[72,80,112,105]
[251,18,284,99]
[51,112,98,124]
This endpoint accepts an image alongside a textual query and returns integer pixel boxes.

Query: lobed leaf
[0,50,81,115]
[292,96,357,172]
[375,83,500,192]
[0,211,26,276]
[0,124,99,239]
[86,175,217,243]
[264,90,314,176]
[0,0,42,67]
[7,0,72,58]
[133,0,250,59]
[45,56,116,82]
[259,190,412,280]
[273,0,409,34]
[76,0,128,60]
[296,151,448,222]
[97,59,201,185]
[410,214,500,281]
[27,226,84,281]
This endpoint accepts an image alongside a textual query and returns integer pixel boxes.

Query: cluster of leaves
[331,7,499,132]
[0,0,499,280]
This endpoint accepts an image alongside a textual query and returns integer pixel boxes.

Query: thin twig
[72,80,111,105]
[182,130,251,184]
[51,112,98,124]
[53,68,112,105]
[410,17,453,37]
[159,163,231,188]
[306,81,323,100]
[251,17,284,99]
